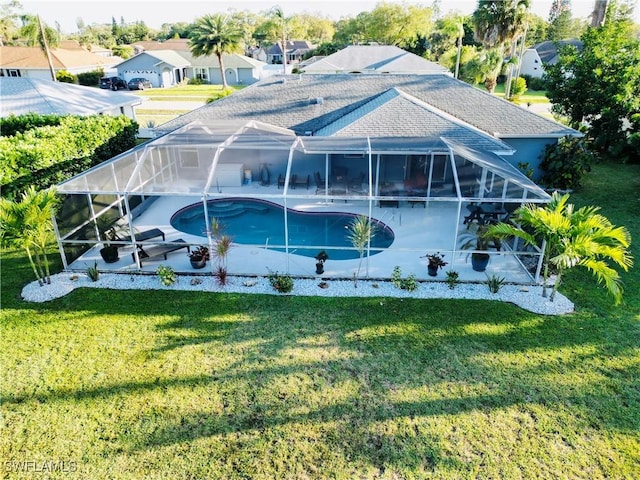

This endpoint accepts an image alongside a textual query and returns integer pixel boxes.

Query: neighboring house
[114,50,190,88]
[131,38,190,55]
[157,73,580,176]
[520,39,583,78]
[0,77,142,120]
[179,52,266,86]
[266,40,314,65]
[0,45,118,79]
[301,45,452,75]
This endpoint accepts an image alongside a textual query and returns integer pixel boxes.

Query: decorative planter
[427,264,438,276]
[99,246,119,263]
[315,263,324,274]
[190,257,207,269]
[471,253,490,272]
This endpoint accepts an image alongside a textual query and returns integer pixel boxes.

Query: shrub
[86,261,99,281]
[0,114,138,199]
[157,265,176,286]
[391,266,418,291]
[509,76,527,99]
[188,77,206,85]
[445,270,460,289]
[0,113,63,137]
[77,68,104,87]
[268,271,294,293]
[205,88,234,103]
[485,274,505,293]
[521,74,546,91]
[56,70,77,83]
[540,136,595,190]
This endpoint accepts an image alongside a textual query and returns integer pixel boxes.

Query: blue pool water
[170,198,395,260]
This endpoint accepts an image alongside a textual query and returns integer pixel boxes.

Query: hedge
[0,114,138,199]
[0,113,64,137]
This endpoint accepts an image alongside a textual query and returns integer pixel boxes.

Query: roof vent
[310,97,323,105]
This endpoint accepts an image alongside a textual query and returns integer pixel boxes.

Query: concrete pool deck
[65,193,538,284]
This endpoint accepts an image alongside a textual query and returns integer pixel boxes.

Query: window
[8,69,21,77]
[194,68,208,82]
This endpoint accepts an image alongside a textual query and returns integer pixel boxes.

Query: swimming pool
[170,198,395,260]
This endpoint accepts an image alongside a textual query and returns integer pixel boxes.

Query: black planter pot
[427,264,438,277]
[100,246,119,263]
[471,252,490,272]
[315,263,324,274]
[190,257,207,269]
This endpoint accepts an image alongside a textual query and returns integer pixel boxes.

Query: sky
[15,0,639,33]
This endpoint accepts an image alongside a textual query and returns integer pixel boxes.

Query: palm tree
[271,6,287,75]
[0,187,59,286]
[19,14,59,81]
[473,0,530,96]
[487,193,633,305]
[347,215,375,288]
[189,14,242,90]
[464,47,507,92]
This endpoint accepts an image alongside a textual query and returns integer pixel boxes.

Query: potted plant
[315,250,329,274]
[423,252,447,276]
[96,216,120,263]
[188,245,209,269]
[459,224,497,272]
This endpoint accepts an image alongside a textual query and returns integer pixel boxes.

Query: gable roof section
[316,88,513,153]
[0,46,115,70]
[132,39,191,51]
[177,52,266,69]
[157,74,579,140]
[116,50,190,69]
[0,77,142,117]
[302,45,450,74]
[533,39,583,64]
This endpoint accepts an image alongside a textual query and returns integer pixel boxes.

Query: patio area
[54,121,549,284]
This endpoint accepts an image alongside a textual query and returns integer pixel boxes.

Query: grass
[133,84,243,102]
[1,162,639,479]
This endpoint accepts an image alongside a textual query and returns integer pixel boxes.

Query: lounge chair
[132,239,190,266]
[314,171,330,194]
[292,174,310,189]
[116,227,165,244]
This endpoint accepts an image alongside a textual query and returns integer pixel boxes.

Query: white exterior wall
[520,49,545,78]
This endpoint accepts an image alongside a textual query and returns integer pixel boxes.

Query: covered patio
[54,121,550,283]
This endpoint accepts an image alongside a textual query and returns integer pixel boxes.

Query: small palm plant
[346,215,375,288]
[0,186,59,286]
[486,192,633,304]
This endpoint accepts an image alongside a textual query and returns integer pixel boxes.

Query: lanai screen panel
[444,139,550,202]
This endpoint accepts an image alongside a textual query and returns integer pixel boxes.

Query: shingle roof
[316,88,512,153]
[157,73,578,142]
[302,45,451,74]
[116,50,190,69]
[0,46,116,70]
[0,77,142,117]
[177,52,266,69]
[533,39,583,64]
[131,39,191,51]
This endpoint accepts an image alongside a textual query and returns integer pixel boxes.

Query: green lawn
[1,163,639,479]
[132,84,243,102]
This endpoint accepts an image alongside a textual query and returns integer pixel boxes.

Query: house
[113,50,190,88]
[178,52,266,86]
[266,40,314,65]
[0,77,142,120]
[0,45,118,79]
[52,72,581,284]
[157,73,580,176]
[300,45,451,75]
[520,39,583,78]
[130,39,190,55]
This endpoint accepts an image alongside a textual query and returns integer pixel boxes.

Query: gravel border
[21,272,574,316]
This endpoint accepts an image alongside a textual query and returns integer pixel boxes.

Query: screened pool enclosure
[55,120,551,282]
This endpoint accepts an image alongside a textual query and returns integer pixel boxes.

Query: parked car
[99,76,127,90]
[127,77,152,90]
